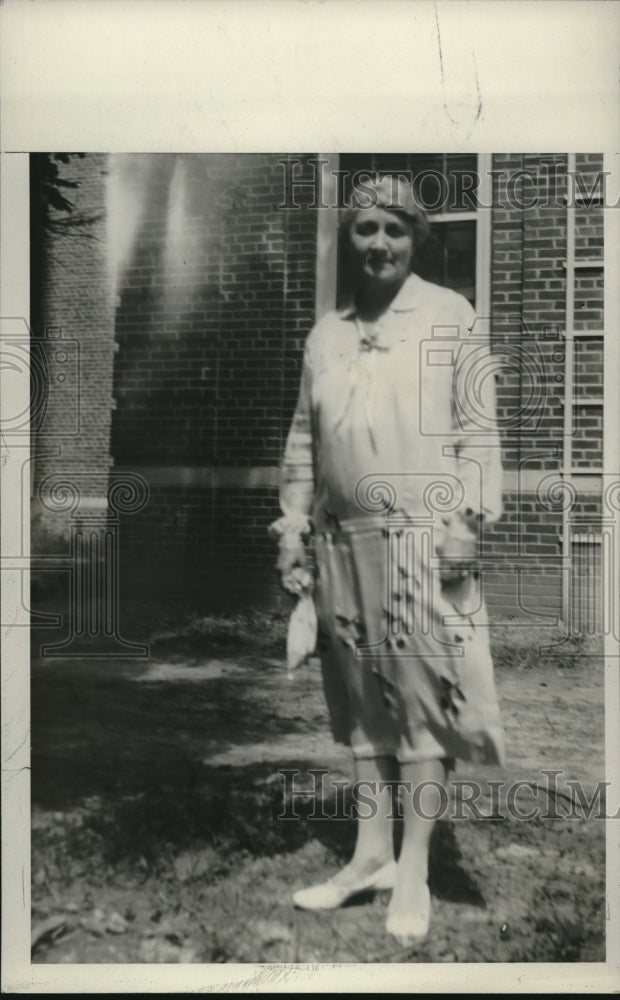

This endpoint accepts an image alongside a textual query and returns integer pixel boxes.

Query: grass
[147,607,290,659]
[31,605,606,964]
[120,601,604,665]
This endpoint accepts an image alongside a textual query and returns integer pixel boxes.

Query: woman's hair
[339,175,430,249]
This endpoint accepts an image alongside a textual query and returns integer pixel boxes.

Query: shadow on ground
[32,653,481,907]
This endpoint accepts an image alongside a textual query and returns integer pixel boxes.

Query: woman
[270,176,504,943]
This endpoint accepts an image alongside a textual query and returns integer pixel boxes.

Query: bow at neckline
[358,318,390,353]
[359,330,390,352]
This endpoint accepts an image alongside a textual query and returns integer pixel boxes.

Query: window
[316,153,491,319]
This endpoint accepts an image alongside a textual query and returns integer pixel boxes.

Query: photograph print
[27,151,610,965]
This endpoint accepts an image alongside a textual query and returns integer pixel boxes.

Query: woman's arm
[437,302,503,580]
[269,346,315,589]
[450,302,503,526]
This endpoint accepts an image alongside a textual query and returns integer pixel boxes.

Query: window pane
[338,154,479,213]
[413,220,477,305]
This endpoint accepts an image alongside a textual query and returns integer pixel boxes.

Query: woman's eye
[353,222,377,237]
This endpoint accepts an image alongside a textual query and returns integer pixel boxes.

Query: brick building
[30,152,607,628]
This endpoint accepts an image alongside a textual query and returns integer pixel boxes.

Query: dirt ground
[30,608,607,965]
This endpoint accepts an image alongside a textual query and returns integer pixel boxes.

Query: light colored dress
[277,274,505,766]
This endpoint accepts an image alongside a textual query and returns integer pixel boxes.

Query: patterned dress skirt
[313,514,505,766]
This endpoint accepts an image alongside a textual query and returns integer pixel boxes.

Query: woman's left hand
[436,510,481,583]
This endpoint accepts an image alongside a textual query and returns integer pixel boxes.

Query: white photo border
[1,0,619,993]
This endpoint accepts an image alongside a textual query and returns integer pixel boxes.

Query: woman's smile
[365,253,397,277]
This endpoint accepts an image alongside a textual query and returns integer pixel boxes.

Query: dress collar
[338,273,425,319]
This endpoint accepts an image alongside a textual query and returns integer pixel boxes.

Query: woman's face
[348,206,415,288]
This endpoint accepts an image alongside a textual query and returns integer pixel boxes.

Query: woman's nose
[370,231,387,250]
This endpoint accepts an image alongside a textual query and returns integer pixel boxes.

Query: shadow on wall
[105,153,319,609]
[109,153,304,469]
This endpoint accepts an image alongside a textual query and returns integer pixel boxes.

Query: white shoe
[292,860,397,911]
[385,883,431,942]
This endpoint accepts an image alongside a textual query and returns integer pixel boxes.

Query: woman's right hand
[276,541,310,594]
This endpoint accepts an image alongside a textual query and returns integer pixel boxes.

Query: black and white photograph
[1,2,619,994]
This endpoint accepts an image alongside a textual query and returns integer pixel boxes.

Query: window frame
[314,152,492,322]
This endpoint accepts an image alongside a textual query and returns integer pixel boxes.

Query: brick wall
[487,153,604,621]
[33,152,605,623]
[109,154,317,604]
[31,153,115,542]
[115,482,281,608]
